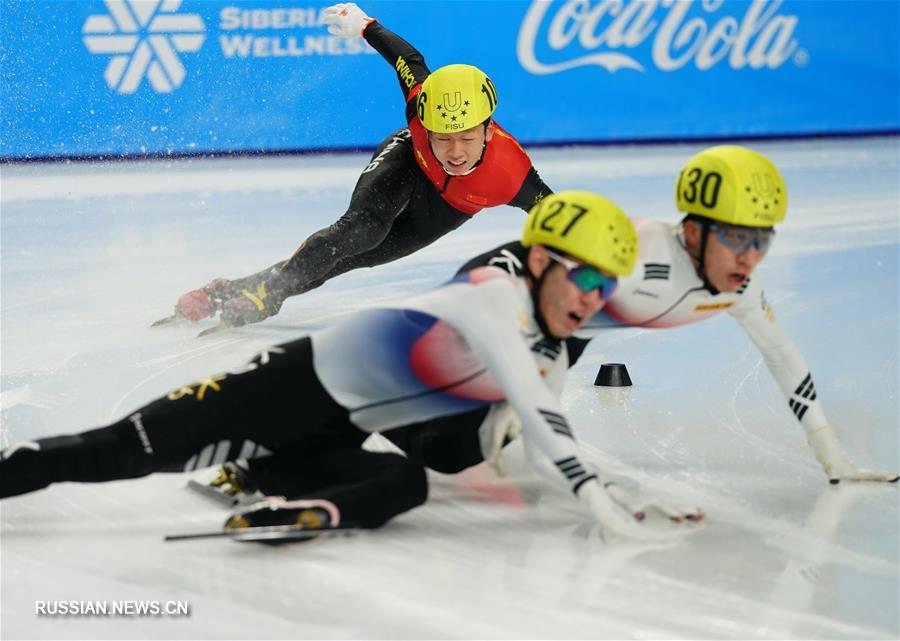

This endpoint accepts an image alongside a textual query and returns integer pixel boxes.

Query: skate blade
[152,311,187,327]
[185,479,240,507]
[164,522,361,544]
[197,321,229,337]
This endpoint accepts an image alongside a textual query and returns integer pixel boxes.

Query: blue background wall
[1,0,898,159]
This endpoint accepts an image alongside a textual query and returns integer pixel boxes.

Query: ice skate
[186,461,263,507]
[195,284,285,336]
[165,497,355,544]
[154,278,238,327]
[220,498,342,544]
[224,497,337,531]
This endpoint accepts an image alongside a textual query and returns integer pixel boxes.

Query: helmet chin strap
[527,264,563,342]
[686,217,720,295]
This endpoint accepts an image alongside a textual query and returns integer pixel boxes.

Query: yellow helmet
[521,191,638,277]
[417,64,497,133]
[675,145,787,227]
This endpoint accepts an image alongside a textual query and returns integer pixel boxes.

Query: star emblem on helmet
[461,110,467,116]
[451,115,457,121]
[464,100,470,106]
[441,112,447,119]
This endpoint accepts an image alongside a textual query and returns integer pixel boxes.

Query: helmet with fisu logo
[675,145,787,227]
[417,64,498,133]
[522,191,638,277]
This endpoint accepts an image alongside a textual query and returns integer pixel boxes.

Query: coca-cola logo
[517,0,806,74]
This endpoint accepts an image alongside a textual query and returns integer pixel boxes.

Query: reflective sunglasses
[710,223,775,255]
[545,249,618,300]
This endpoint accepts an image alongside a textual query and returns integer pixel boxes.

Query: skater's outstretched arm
[509,167,553,213]
[427,274,701,542]
[323,4,430,105]
[729,278,899,484]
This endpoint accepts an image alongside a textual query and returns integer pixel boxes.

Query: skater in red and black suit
[161,2,552,333]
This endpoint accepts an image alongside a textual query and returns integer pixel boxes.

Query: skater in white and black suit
[0,192,703,542]
[424,146,898,485]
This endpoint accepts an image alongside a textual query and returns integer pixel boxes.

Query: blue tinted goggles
[546,250,618,300]
[710,223,775,255]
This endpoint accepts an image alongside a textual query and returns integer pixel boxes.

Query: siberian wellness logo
[81,3,374,94]
[517,0,806,74]
[82,0,206,94]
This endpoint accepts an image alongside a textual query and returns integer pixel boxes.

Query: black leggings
[245,404,491,494]
[380,408,490,474]
[0,337,426,528]
[233,129,470,298]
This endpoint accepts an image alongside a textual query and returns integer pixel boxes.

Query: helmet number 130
[679,168,722,209]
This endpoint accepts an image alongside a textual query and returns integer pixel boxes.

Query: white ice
[1,137,898,640]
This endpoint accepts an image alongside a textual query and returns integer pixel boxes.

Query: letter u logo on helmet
[675,145,788,227]
[521,191,638,277]
[417,64,498,132]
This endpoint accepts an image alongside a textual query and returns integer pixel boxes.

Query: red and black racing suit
[234,21,551,308]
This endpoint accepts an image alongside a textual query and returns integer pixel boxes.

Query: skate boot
[218,282,285,328]
[187,460,262,506]
[154,278,239,326]
[194,265,293,335]
[178,278,238,320]
[223,498,340,543]
[210,461,251,496]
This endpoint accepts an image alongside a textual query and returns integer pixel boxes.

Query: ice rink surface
[1,137,898,639]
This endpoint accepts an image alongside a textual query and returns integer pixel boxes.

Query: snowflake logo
[82,0,205,94]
